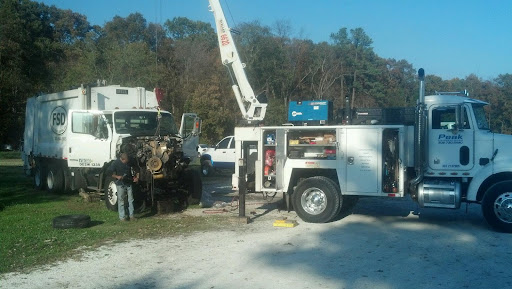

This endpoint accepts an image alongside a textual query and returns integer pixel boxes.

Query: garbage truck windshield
[113,111,178,136]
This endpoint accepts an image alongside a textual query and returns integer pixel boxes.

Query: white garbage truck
[209,0,512,232]
[22,84,202,211]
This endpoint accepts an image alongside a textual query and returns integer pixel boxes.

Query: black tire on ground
[201,160,213,177]
[46,164,64,193]
[292,176,341,223]
[104,177,118,211]
[482,181,512,233]
[33,164,46,190]
[52,214,91,229]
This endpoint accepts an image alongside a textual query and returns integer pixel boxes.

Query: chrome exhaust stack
[410,68,426,190]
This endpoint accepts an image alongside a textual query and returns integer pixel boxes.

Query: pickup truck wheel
[47,165,64,193]
[104,178,118,211]
[292,176,341,223]
[482,181,512,233]
[201,160,213,177]
[34,165,46,190]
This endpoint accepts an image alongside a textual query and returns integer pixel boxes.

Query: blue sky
[38,0,511,80]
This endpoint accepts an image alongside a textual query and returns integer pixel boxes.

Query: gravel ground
[2,175,512,289]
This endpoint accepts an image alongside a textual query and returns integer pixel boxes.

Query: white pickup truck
[199,136,236,176]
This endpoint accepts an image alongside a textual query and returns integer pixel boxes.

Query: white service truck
[209,0,512,232]
[22,84,202,211]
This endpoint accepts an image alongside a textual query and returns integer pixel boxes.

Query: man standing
[109,153,139,221]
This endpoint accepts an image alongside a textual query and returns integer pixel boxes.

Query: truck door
[344,128,380,194]
[428,105,474,171]
[67,110,111,168]
[179,113,201,160]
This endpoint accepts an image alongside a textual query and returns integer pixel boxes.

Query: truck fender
[467,159,512,201]
[285,168,338,195]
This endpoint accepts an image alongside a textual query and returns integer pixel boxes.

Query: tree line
[1,0,512,147]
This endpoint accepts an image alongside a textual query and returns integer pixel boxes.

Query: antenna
[154,0,162,73]
[224,0,237,28]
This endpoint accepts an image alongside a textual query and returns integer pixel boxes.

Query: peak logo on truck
[51,106,67,135]
[437,134,463,144]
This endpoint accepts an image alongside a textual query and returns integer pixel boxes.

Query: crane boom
[208,0,267,122]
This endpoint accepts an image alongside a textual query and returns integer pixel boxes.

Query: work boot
[120,218,128,222]
[130,216,137,221]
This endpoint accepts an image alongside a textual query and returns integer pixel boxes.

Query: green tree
[331,27,383,111]
[308,42,341,100]
[1,1,510,145]
[103,13,151,45]
[383,59,417,107]
[161,17,218,121]
[0,0,65,144]
[164,17,215,44]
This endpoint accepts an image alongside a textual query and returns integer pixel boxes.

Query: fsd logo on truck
[51,106,67,135]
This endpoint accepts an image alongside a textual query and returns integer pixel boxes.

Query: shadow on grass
[88,220,105,227]
[0,166,68,211]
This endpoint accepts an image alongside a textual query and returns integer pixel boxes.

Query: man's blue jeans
[117,184,134,220]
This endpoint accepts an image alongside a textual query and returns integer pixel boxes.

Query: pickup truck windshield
[114,111,178,136]
[472,104,490,130]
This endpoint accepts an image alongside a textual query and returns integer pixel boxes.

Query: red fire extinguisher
[264,149,275,175]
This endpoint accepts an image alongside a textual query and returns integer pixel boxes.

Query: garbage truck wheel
[47,164,64,193]
[34,165,46,190]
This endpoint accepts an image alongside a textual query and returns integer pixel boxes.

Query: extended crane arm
[208,0,267,122]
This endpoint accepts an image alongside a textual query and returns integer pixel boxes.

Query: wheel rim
[107,181,118,205]
[493,192,512,224]
[47,170,55,190]
[202,165,209,176]
[300,187,327,215]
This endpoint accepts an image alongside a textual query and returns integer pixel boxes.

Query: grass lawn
[0,152,226,274]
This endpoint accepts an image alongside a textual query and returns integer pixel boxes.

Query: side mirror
[192,117,202,136]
